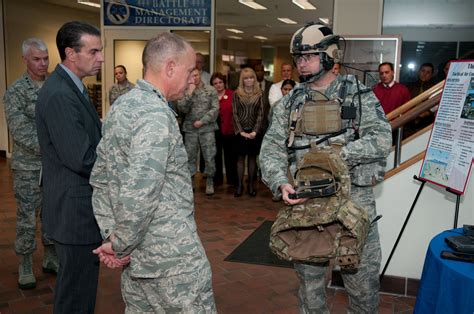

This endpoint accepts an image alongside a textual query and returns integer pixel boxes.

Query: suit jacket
[36,64,102,245]
[260,79,273,132]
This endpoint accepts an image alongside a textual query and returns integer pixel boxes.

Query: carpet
[224,220,293,268]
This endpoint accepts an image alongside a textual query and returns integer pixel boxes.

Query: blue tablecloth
[414,229,474,313]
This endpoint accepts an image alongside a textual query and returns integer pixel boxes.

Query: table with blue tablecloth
[414,228,474,313]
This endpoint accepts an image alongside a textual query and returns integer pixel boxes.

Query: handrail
[386,79,443,168]
[386,80,445,121]
[390,94,441,130]
[385,151,426,180]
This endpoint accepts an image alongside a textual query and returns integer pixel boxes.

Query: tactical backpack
[269,147,370,269]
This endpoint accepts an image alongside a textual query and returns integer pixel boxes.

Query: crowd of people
[3,18,453,313]
[168,60,298,197]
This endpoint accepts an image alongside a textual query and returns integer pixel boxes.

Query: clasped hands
[240,131,257,140]
[93,235,130,269]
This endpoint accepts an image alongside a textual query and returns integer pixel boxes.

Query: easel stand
[380,175,463,281]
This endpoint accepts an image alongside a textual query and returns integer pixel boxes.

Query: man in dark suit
[253,63,273,134]
[35,21,103,314]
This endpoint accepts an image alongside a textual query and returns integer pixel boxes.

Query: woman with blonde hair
[232,67,264,197]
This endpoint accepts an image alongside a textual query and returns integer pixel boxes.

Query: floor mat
[224,220,293,268]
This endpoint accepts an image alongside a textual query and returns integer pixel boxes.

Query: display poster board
[419,60,474,194]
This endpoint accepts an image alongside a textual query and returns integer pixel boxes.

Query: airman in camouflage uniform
[260,24,392,313]
[91,33,216,313]
[3,38,58,290]
[108,65,135,106]
[177,68,219,195]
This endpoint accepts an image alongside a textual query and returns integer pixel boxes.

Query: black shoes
[234,184,256,197]
[248,185,256,197]
[234,185,243,197]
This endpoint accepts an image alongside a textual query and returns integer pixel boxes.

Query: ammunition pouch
[296,99,342,136]
[291,147,350,199]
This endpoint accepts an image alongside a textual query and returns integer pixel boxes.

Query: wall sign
[104,0,212,27]
[419,60,474,194]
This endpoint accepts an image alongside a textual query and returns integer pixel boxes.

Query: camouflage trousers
[294,186,381,314]
[121,263,216,313]
[184,131,216,177]
[12,169,53,255]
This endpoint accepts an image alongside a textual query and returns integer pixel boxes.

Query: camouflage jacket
[260,74,392,197]
[176,84,219,133]
[108,80,134,105]
[91,79,208,278]
[3,73,43,170]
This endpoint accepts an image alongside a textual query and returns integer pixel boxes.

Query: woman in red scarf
[211,72,237,187]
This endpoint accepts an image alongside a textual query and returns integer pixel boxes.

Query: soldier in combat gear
[260,23,392,313]
[3,38,58,289]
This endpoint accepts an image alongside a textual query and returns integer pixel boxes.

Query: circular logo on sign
[106,0,130,25]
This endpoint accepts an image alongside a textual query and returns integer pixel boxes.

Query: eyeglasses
[293,54,317,65]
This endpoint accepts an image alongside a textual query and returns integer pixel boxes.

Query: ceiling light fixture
[277,18,297,24]
[229,36,243,40]
[77,0,101,8]
[292,0,317,10]
[238,0,267,10]
[319,17,330,24]
[226,28,244,34]
[254,35,268,40]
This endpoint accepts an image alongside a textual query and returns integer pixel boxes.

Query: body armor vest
[270,148,370,268]
[270,88,370,269]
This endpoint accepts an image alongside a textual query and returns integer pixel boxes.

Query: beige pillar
[333,0,383,35]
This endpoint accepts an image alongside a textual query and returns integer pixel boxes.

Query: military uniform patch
[375,103,387,121]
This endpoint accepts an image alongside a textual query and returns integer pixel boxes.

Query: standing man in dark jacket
[35,21,103,314]
[253,63,273,133]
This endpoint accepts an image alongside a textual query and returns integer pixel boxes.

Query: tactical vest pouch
[292,147,349,199]
[298,99,342,135]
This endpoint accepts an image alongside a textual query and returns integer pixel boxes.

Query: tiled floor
[0,157,416,313]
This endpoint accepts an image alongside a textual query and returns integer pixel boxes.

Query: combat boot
[205,177,214,195]
[42,245,59,274]
[18,254,36,290]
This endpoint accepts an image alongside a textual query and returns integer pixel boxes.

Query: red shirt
[219,89,234,135]
[373,82,411,114]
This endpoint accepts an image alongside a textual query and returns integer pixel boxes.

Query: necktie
[83,85,90,103]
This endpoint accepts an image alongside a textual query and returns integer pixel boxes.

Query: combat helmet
[290,23,341,82]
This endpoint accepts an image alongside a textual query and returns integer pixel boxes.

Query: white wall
[333,0,383,35]
[382,0,474,42]
[386,129,431,170]
[376,162,474,279]
[384,26,474,42]
[3,0,99,85]
[383,0,474,28]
